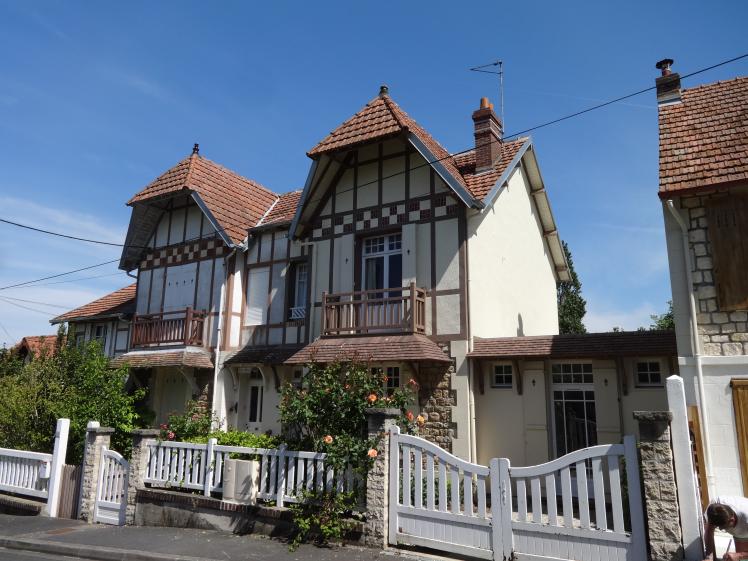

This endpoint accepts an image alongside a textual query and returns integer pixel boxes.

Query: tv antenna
[469,60,504,128]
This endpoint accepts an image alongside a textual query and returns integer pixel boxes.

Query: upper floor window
[552,363,593,384]
[636,361,663,387]
[363,233,402,292]
[75,331,86,348]
[491,364,513,388]
[288,262,307,320]
[246,266,270,325]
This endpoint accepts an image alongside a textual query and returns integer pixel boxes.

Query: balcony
[130,308,207,349]
[322,283,426,336]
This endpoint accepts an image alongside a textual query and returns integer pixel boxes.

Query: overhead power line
[0,259,119,291]
[0,218,127,247]
[0,271,126,289]
[0,297,55,316]
[0,295,70,309]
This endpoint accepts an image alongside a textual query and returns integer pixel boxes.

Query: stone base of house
[417,358,456,452]
[134,488,364,543]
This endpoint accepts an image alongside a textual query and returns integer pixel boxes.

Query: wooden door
[732,379,748,494]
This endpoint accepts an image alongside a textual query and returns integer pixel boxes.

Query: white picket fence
[143,439,355,507]
[0,418,70,517]
[390,426,646,561]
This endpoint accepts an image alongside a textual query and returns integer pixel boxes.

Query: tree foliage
[649,300,675,330]
[557,240,587,334]
[0,328,150,463]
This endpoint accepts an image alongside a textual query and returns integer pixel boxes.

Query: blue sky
[0,0,747,346]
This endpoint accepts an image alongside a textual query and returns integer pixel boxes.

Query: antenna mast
[469,59,504,128]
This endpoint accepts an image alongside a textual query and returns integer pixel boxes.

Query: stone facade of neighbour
[417,362,456,452]
[681,193,748,356]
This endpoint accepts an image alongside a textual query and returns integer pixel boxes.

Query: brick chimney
[655,59,681,105]
[472,97,503,172]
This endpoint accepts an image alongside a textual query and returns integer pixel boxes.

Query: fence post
[276,444,288,507]
[624,434,648,561]
[363,407,401,548]
[490,457,513,561]
[634,411,684,561]
[666,376,703,561]
[127,428,159,525]
[44,418,70,518]
[203,437,217,496]
[78,422,114,522]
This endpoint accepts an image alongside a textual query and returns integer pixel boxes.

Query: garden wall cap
[633,410,673,422]
[132,428,161,436]
[86,426,115,434]
[365,407,402,416]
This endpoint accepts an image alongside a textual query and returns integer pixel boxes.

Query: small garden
[157,359,422,548]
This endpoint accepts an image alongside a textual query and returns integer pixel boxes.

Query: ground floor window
[552,386,597,458]
[636,360,663,387]
[247,369,264,425]
[372,365,401,393]
[491,363,513,388]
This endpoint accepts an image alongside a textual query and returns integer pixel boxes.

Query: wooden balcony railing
[130,308,207,348]
[322,282,426,336]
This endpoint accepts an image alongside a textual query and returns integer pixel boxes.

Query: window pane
[388,253,402,290]
[249,387,259,423]
[365,257,384,290]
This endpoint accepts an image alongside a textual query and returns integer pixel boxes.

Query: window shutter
[246,267,270,325]
[707,195,748,310]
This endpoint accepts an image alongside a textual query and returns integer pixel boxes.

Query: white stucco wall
[466,165,559,339]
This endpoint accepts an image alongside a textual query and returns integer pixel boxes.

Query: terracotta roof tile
[659,76,748,197]
[52,284,136,324]
[308,95,469,194]
[14,335,60,357]
[110,349,213,369]
[285,334,451,364]
[454,138,529,201]
[257,190,302,227]
[468,331,677,359]
[225,345,303,365]
[129,154,278,244]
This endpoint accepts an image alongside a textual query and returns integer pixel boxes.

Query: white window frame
[371,365,401,393]
[289,262,308,320]
[246,369,264,429]
[551,362,594,385]
[361,233,402,291]
[491,363,513,389]
[635,359,664,388]
[93,325,107,346]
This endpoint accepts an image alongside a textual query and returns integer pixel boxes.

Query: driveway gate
[93,446,129,526]
[389,427,646,561]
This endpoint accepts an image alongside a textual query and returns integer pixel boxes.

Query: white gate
[389,427,646,561]
[94,446,129,525]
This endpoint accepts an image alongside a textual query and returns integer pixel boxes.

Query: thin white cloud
[97,66,176,104]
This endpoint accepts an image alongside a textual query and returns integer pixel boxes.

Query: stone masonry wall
[683,193,748,356]
[417,356,456,452]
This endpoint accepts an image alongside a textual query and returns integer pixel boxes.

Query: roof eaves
[290,158,320,239]
[190,192,234,247]
[480,138,532,209]
[407,132,482,209]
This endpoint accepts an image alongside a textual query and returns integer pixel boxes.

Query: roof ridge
[381,95,408,130]
[184,152,199,188]
[256,196,280,227]
[683,75,748,93]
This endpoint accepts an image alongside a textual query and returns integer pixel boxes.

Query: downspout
[468,358,478,463]
[666,200,713,492]
[211,244,240,431]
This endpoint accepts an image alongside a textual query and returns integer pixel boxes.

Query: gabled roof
[308,92,468,194]
[454,138,528,200]
[14,335,60,357]
[659,76,748,198]
[128,152,278,245]
[467,330,677,359]
[51,284,136,324]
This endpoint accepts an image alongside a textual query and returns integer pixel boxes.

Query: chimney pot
[379,84,389,97]
[192,143,200,155]
[480,97,490,109]
[655,59,681,106]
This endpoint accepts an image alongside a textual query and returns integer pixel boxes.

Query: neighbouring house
[657,60,748,502]
[55,87,674,468]
[12,335,61,363]
[50,284,135,357]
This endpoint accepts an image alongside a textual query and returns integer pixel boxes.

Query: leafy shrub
[289,491,359,549]
[158,400,217,441]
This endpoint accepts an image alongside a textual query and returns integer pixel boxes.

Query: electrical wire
[0,218,128,247]
[0,297,55,316]
[0,295,70,309]
[0,318,14,343]
[6,271,126,288]
[0,259,119,291]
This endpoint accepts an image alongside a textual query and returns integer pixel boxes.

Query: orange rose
[323,435,333,444]
[367,449,378,458]
[406,411,414,422]
[416,415,425,426]
[367,393,378,403]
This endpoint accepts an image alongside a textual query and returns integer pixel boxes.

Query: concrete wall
[467,166,559,339]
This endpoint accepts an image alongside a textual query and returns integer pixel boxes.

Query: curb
[0,536,215,561]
